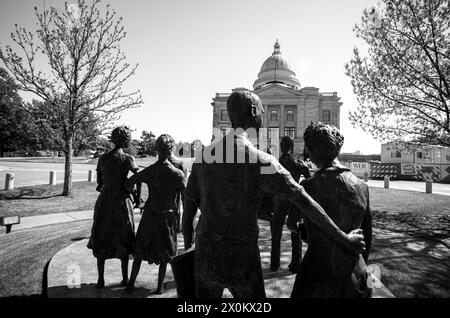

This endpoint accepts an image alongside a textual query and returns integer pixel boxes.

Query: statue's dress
[87,150,137,259]
[125,159,185,264]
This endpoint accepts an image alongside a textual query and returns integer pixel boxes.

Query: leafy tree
[28,99,103,156]
[0,68,38,156]
[0,0,143,195]
[346,0,450,147]
[124,138,140,157]
[138,130,156,157]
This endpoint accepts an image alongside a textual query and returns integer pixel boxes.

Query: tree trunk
[62,138,73,196]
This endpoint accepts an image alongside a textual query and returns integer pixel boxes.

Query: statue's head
[226,90,264,132]
[110,126,131,148]
[303,122,343,166]
[156,134,175,159]
[280,136,294,155]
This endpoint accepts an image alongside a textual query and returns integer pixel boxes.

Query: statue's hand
[346,229,366,254]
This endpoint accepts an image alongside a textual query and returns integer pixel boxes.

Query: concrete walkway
[13,210,94,231]
[367,180,450,196]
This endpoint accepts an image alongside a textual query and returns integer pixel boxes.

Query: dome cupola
[253,40,301,90]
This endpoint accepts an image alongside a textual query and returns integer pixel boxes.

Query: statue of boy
[270,136,311,273]
[183,90,366,298]
[291,123,372,298]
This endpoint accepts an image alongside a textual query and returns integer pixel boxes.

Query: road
[0,160,96,187]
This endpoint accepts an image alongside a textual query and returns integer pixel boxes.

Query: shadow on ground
[0,186,62,200]
[372,210,450,247]
[370,227,450,297]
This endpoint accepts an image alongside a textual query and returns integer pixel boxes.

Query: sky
[0,0,382,154]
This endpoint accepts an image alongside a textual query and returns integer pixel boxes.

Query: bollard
[49,171,56,185]
[88,170,94,182]
[5,172,14,190]
[384,176,390,189]
[426,180,432,194]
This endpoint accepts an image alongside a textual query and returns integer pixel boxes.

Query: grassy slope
[0,182,98,217]
[0,220,92,298]
[368,187,450,298]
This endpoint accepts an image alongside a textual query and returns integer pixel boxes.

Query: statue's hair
[156,134,175,154]
[280,136,294,154]
[226,90,262,128]
[303,122,344,161]
[110,126,131,146]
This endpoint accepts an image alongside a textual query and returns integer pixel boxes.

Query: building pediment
[255,84,303,97]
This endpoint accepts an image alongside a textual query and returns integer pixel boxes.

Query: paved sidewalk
[367,180,450,196]
[13,210,94,231]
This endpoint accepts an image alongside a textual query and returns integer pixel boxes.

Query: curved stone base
[46,221,393,298]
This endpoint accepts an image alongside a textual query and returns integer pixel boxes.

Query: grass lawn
[0,156,195,218]
[0,220,92,298]
[368,187,450,298]
[0,182,98,217]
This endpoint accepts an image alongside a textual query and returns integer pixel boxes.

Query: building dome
[253,40,301,90]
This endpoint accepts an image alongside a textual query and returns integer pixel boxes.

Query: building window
[268,127,279,140]
[286,110,294,121]
[323,110,331,122]
[416,152,423,159]
[221,110,228,121]
[446,154,450,161]
[391,151,401,158]
[284,127,295,138]
[270,110,278,121]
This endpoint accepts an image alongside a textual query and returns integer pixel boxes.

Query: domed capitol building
[211,40,342,157]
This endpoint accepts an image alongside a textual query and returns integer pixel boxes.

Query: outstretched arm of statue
[260,156,365,255]
[290,187,365,254]
[124,167,148,194]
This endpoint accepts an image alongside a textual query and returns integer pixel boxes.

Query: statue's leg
[270,209,286,271]
[156,262,167,294]
[195,277,224,298]
[289,232,301,273]
[125,259,142,292]
[120,257,129,286]
[229,265,266,298]
[96,259,105,289]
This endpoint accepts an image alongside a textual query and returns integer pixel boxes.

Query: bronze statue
[87,126,138,289]
[124,134,186,294]
[270,136,311,273]
[166,155,187,234]
[291,123,372,298]
[182,90,366,298]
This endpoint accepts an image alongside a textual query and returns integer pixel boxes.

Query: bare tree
[346,0,450,148]
[0,0,143,195]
